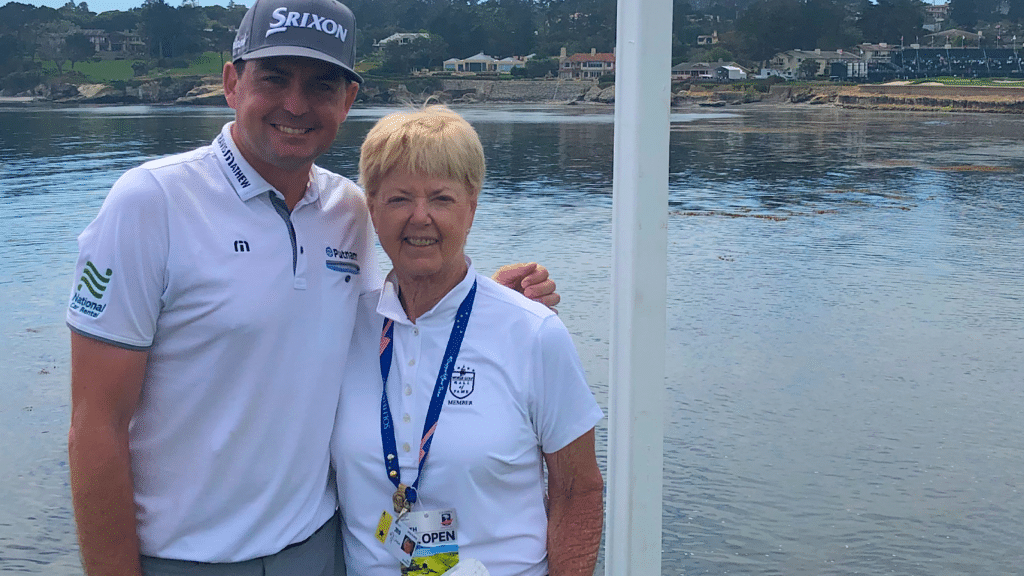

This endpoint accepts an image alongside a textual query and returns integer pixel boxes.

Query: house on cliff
[443,53,528,74]
[69,29,146,59]
[374,32,430,49]
[765,49,865,79]
[671,61,748,82]
[559,47,615,80]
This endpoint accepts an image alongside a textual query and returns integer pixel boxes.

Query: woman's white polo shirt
[331,261,603,576]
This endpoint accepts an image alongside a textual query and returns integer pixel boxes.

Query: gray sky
[17,0,248,15]
[14,0,949,16]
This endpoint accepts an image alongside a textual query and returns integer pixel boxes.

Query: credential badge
[449,365,475,399]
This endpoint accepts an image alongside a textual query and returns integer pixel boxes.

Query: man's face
[223,56,359,176]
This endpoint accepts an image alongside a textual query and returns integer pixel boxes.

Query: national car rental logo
[69,261,112,319]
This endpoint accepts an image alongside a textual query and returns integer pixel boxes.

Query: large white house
[374,32,430,49]
[443,52,529,73]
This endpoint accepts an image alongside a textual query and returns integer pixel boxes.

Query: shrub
[523,57,558,79]
[0,70,44,95]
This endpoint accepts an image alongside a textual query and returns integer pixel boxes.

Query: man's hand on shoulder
[493,262,560,309]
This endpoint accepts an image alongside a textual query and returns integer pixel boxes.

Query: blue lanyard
[379,279,477,510]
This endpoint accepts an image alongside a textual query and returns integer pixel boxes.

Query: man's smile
[272,124,314,135]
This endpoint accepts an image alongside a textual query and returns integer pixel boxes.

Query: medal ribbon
[380,280,477,510]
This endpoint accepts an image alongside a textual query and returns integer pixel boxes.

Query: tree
[0,34,21,76]
[38,33,66,74]
[523,56,558,77]
[701,45,735,62]
[735,0,858,62]
[141,0,174,59]
[381,35,449,73]
[950,0,998,28]
[92,10,141,34]
[58,0,93,26]
[427,2,490,61]
[141,0,205,59]
[65,32,94,70]
[798,57,819,79]
[37,21,74,74]
[735,0,803,61]
[859,0,926,44]
[205,23,234,66]
[477,0,536,57]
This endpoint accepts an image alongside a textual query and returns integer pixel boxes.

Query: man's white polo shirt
[331,261,603,576]
[67,123,381,562]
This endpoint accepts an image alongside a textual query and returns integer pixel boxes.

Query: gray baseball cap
[232,0,362,83]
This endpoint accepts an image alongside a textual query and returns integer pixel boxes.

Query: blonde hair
[359,105,485,198]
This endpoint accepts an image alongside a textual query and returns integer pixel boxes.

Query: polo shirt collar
[378,256,476,327]
[213,123,321,207]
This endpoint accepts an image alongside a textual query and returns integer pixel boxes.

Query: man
[66,1,556,574]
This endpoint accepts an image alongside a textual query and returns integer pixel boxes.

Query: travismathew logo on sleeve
[266,7,350,41]
[69,261,112,318]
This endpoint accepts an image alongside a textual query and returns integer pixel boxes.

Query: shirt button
[408,358,416,366]
[404,386,412,396]
[403,413,411,423]
[413,328,419,336]
[402,443,411,453]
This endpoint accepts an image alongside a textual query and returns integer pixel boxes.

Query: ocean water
[1,103,1021,574]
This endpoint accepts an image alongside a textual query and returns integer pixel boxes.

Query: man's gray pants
[140,512,345,576]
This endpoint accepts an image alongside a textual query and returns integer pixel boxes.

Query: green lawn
[911,77,1024,87]
[42,51,229,83]
[59,58,135,82]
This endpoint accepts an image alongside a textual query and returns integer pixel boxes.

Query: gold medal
[392,483,408,514]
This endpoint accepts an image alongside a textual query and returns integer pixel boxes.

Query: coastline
[767,83,1024,114]
[3,77,1024,114]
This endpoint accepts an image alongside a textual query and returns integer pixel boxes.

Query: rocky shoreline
[3,77,1024,114]
[0,76,612,106]
[766,83,1024,114]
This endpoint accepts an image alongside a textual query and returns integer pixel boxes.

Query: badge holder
[441,558,489,576]
[377,508,461,574]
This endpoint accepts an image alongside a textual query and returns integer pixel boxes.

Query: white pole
[605,0,671,571]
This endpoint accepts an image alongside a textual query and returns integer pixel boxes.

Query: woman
[331,106,604,576]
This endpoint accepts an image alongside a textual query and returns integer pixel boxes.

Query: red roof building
[559,47,616,80]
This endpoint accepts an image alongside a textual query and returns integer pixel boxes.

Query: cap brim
[239,45,363,84]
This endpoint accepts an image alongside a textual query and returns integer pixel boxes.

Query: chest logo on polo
[447,365,475,405]
[69,260,112,319]
[325,246,360,278]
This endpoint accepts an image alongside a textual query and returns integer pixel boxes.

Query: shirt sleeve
[66,167,169,349]
[530,314,604,454]
[357,205,384,294]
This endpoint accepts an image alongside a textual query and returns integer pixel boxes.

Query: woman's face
[369,171,477,285]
